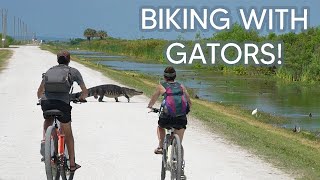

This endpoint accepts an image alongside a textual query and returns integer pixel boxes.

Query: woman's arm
[182,85,192,108]
[147,84,162,108]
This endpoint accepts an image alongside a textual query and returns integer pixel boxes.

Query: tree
[83,28,97,41]
[96,30,108,40]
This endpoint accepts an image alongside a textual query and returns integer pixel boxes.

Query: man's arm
[147,85,162,108]
[37,81,45,99]
[79,83,88,100]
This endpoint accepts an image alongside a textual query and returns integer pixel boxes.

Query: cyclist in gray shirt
[37,50,88,172]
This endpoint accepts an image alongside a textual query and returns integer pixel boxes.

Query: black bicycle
[150,108,186,180]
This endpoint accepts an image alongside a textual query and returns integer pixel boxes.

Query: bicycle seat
[43,109,63,118]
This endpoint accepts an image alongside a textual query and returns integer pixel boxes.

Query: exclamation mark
[278,43,282,65]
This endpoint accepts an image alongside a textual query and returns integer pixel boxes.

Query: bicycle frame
[53,119,65,157]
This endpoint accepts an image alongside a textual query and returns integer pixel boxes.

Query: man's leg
[43,118,54,140]
[40,118,54,158]
[60,122,76,169]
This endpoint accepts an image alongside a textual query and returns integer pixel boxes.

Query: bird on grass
[309,113,312,118]
[292,125,301,133]
[252,108,258,117]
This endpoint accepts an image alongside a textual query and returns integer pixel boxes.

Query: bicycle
[150,108,186,180]
[38,98,85,180]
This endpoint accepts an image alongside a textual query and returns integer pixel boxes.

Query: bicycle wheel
[170,134,182,180]
[161,134,170,180]
[45,126,60,180]
[59,155,67,180]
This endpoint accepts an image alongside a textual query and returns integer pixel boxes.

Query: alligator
[71,84,143,102]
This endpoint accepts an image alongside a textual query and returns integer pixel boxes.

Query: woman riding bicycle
[147,66,192,154]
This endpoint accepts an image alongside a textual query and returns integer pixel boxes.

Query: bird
[293,125,301,133]
[195,95,200,99]
[252,108,258,116]
[309,113,312,118]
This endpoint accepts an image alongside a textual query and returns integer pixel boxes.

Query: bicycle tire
[60,156,67,180]
[170,134,182,180]
[161,134,170,180]
[45,126,60,180]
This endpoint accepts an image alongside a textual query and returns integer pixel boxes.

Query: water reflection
[71,50,320,131]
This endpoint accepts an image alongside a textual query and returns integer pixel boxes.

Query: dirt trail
[0,46,293,180]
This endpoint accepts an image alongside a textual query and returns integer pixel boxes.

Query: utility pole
[17,18,19,41]
[1,9,8,48]
[21,21,24,42]
[25,24,28,43]
[13,16,15,40]
[19,19,22,42]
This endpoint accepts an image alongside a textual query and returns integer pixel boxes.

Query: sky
[1,0,320,40]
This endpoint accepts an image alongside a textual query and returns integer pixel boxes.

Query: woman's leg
[174,128,185,142]
[157,126,165,148]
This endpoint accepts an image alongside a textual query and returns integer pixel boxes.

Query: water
[71,50,320,132]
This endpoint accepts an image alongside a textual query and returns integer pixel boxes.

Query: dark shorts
[158,113,187,130]
[41,100,72,123]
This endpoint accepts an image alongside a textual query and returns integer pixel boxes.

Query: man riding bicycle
[147,66,192,155]
[37,50,88,172]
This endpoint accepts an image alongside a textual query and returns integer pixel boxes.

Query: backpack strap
[161,82,183,96]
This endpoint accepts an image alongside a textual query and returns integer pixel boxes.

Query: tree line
[71,25,320,83]
[83,28,108,41]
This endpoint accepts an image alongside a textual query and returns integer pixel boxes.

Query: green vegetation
[70,36,167,63]
[0,33,14,48]
[0,49,12,70]
[83,28,108,41]
[42,44,320,179]
[64,24,320,83]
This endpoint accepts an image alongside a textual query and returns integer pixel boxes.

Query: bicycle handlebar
[36,98,87,105]
[72,98,87,104]
[149,108,160,113]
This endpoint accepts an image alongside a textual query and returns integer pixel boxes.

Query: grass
[0,49,13,71]
[41,44,320,179]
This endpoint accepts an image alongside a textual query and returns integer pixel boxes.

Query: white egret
[252,108,258,116]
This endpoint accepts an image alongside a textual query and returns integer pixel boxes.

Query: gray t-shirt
[42,64,84,104]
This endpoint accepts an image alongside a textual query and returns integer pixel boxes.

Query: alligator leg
[98,91,105,102]
[115,97,119,102]
[93,92,98,99]
[125,94,130,102]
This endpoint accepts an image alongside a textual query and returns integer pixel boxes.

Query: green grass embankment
[0,49,12,71]
[41,44,320,179]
